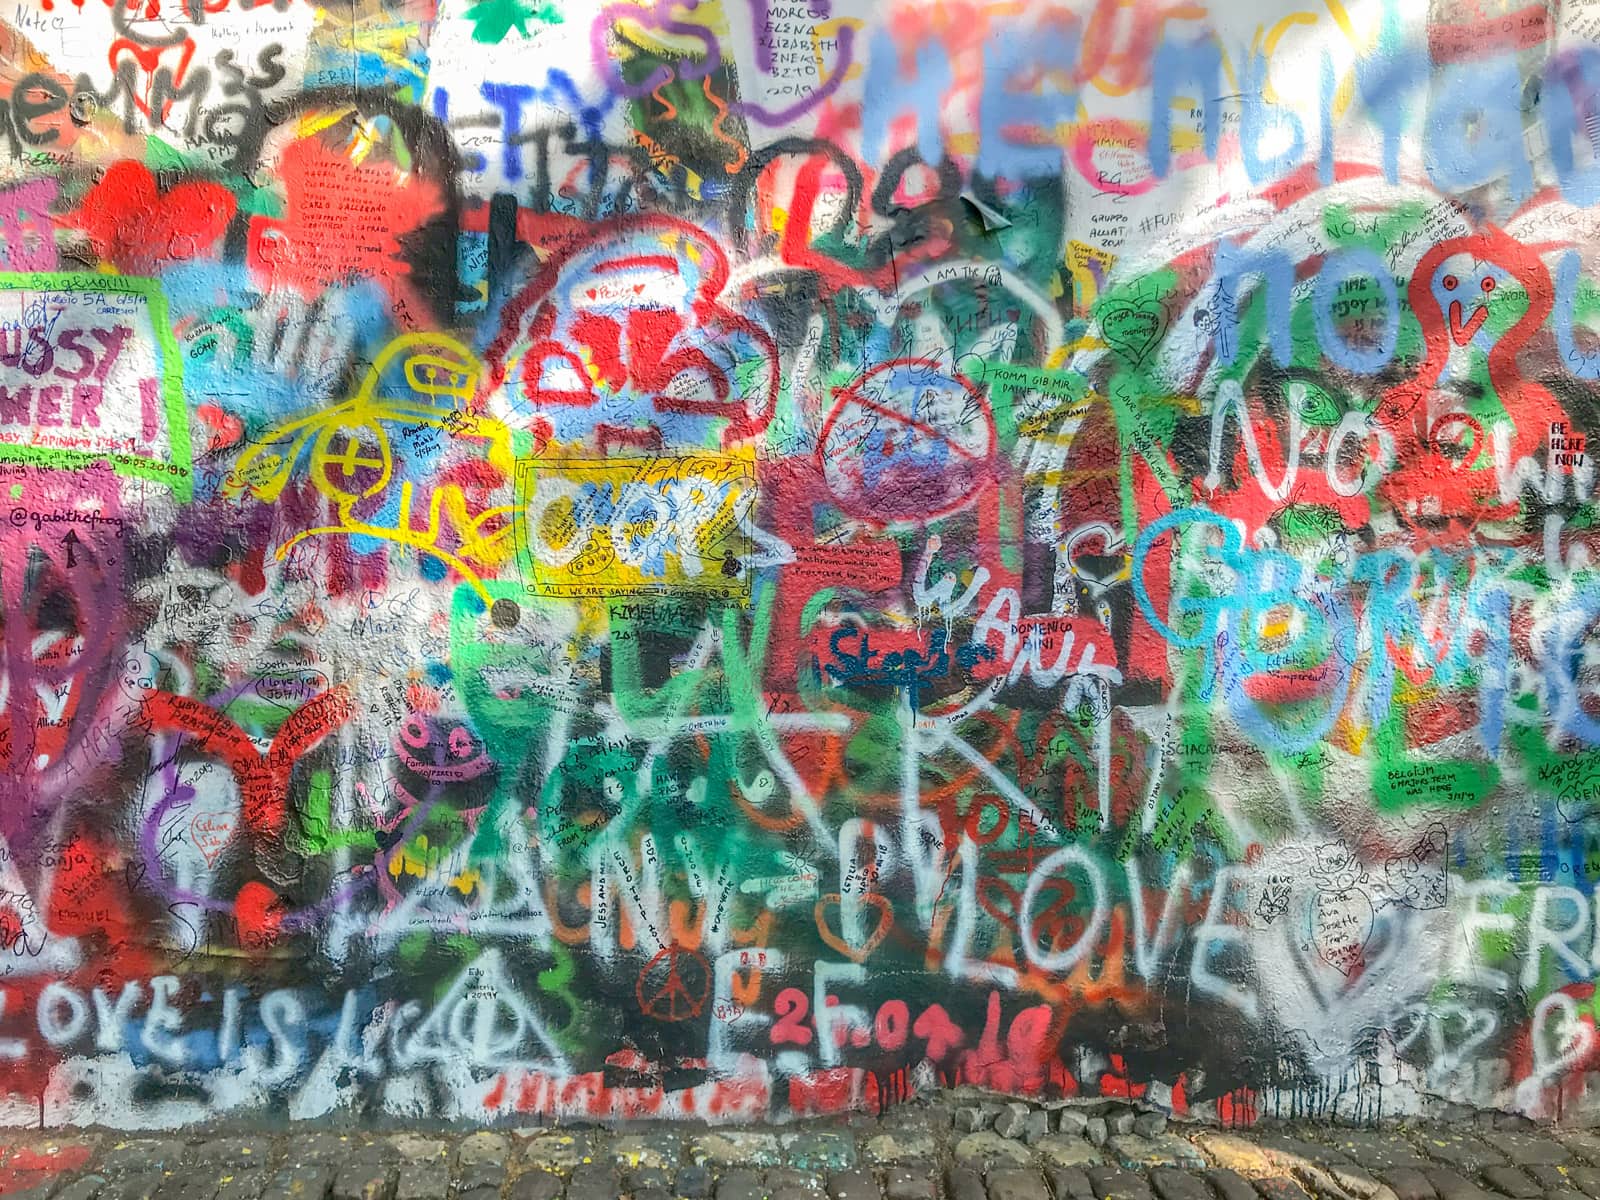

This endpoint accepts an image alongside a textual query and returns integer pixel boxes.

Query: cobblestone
[716,1167,768,1200]
[876,1167,927,1200]
[1254,1177,1313,1200]
[955,1133,1034,1169]
[785,1134,856,1173]
[1086,1166,1154,1200]
[10,1103,1600,1200]
[948,1166,987,1200]
[394,1161,449,1200]
[507,1170,562,1200]
[1480,1164,1541,1197]
[1422,1167,1497,1200]
[1202,1169,1258,1200]
[1046,1166,1097,1200]
[1148,1167,1211,1200]
[677,1165,714,1198]
[1379,1167,1437,1200]
[988,1167,1052,1200]
[1320,1135,1432,1174]
[1416,1137,1504,1175]
[1480,1134,1569,1168]
[827,1169,879,1200]
[103,1175,166,1200]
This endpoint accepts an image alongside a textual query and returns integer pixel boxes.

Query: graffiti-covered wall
[6,0,1600,1129]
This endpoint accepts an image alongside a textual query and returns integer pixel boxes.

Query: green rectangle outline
[0,272,191,502]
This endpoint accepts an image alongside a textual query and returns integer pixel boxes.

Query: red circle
[815,359,995,524]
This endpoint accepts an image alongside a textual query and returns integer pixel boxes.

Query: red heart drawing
[189,809,237,867]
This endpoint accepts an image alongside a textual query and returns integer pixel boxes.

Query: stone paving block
[1252,1138,1353,1170]
[633,1189,673,1200]
[1085,1166,1154,1200]
[1418,1137,1509,1174]
[826,1169,880,1200]
[105,1179,168,1200]
[1108,1137,1205,1172]
[1022,1115,1052,1147]
[987,1169,1050,1200]
[1477,1166,1539,1198]
[457,1134,510,1169]
[568,1162,619,1199]
[882,1166,936,1200]
[615,1134,682,1173]
[1422,1169,1495,1200]
[1565,1165,1600,1198]
[455,1161,506,1195]
[1559,1136,1600,1169]
[882,1107,945,1135]
[956,1111,987,1135]
[1203,1171,1257,1200]
[628,1166,675,1192]
[522,1132,597,1174]
[865,1134,940,1166]
[1318,1137,1432,1174]
[696,1136,783,1170]
[186,1142,275,1171]
[996,1107,1033,1141]
[769,1170,825,1194]
[158,1172,228,1200]
[386,1139,445,1166]
[1086,1125,1108,1151]
[1132,1117,1167,1142]
[676,1165,713,1199]
[262,1163,337,1200]
[947,1166,986,1200]
[332,1159,397,1200]
[1036,1139,1103,1170]
[1107,1115,1135,1139]
[783,1134,856,1173]
[1476,1135,1568,1168]
[58,1175,110,1200]
[1254,1179,1313,1200]
[286,1140,361,1163]
[1193,1136,1277,1178]
[507,1170,563,1200]
[1148,1168,1211,1200]
[1047,1168,1097,1200]
[1058,1114,1089,1138]
[717,1167,769,1200]
[101,1142,189,1178]
[1524,1164,1578,1191]
[1379,1169,1436,1200]
[1318,1164,1391,1200]
[392,1163,448,1200]
[954,1134,1033,1170]
[0,1171,56,1199]
[215,1178,268,1200]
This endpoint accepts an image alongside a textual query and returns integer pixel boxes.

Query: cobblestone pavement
[5,1097,1600,1200]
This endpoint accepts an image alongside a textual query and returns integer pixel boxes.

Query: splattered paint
[0,0,1599,1130]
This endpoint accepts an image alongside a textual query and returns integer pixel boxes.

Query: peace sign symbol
[636,943,710,1022]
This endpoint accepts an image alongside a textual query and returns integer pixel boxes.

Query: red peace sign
[636,943,710,1022]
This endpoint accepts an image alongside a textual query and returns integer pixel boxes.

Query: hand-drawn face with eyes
[1431,254,1515,348]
